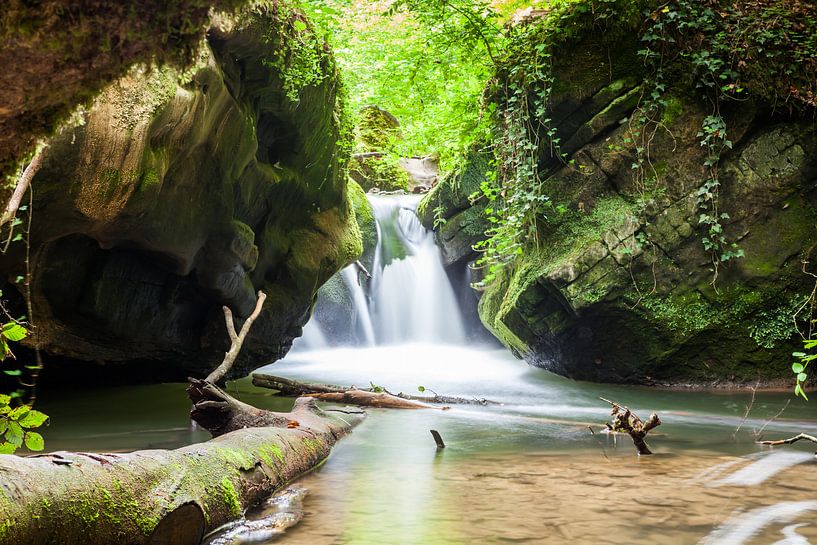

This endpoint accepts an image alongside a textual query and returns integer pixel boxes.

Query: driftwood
[206,292,267,385]
[0,292,365,545]
[600,397,662,455]
[757,433,817,450]
[252,373,499,406]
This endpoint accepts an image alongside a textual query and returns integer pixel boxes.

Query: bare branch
[600,397,661,455]
[1,144,47,228]
[756,433,817,447]
[223,306,238,343]
[206,291,267,384]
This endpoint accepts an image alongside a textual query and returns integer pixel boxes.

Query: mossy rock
[355,105,402,152]
[0,4,361,380]
[418,144,492,229]
[348,154,411,193]
[451,4,817,385]
[0,0,249,183]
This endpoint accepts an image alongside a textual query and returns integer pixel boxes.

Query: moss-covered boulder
[0,0,250,183]
[348,106,411,192]
[309,179,377,346]
[418,146,492,267]
[0,4,361,380]
[433,3,817,386]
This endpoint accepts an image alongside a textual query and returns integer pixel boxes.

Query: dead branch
[206,290,267,384]
[252,374,500,406]
[600,397,662,455]
[354,260,372,280]
[753,399,791,440]
[0,144,47,228]
[732,382,758,439]
[301,389,448,410]
[756,433,817,447]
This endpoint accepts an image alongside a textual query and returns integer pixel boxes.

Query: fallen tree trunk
[0,397,364,545]
[0,292,366,545]
[300,389,447,409]
[252,373,499,406]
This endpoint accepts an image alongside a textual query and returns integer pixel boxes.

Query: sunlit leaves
[24,432,44,452]
[792,341,815,400]
[0,388,49,454]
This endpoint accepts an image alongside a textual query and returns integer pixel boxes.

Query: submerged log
[0,398,364,545]
[252,373,499,406]
[300,389,447,409]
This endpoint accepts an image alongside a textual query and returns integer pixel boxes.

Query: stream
[39,195,817,544]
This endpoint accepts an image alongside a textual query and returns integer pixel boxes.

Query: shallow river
[40,342,817,545]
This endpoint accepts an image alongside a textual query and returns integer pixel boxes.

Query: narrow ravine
[34,193,817,544]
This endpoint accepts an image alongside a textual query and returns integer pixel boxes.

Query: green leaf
[1,323,27,342]
[0,442,16,455]
[793,362,805,373]
[24,432,44,452]
[417,386,425,392]
[3,370,22,376]
[0,420,7,435]
[8,405,29,421]
[6,421,23,447]
[0,394,10,405]
[18,410,48,429]
[797,373,808,382]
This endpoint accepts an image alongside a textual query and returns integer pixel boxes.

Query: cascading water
[369,194,467,345]
[294,193,467,349]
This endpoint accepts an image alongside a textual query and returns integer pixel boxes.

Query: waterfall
[294,193,467,350]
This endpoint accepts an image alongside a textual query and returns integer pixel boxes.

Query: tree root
[600,397,662,455]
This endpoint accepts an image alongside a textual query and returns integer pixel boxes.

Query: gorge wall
[420,2,817,386]
[0,4,364,381]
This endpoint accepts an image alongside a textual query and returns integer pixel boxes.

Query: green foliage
[792,339,815,400]
[748,298,802,349]
[300,0,497,167]
[0,289,48,453]
[260,1,331,103]
[0,394,48,454]
[0,321,26,360]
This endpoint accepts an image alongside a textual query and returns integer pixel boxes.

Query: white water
[252,193,817,545]
[340,267,375,346]
[294,194,466,349]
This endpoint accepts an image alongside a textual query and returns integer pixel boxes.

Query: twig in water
[430,430,445,449]
[587,426,611,461]
[732,381,759,439]
[753,399,790,440]
[756,433,817,450]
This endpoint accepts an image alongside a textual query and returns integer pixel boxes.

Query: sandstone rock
[430,25,817,385]
[0,6,361,380]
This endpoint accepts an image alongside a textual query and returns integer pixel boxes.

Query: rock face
[422,32,817,385]
[309,179,377,346]
[0,6,362,380]
[0,0,247,182]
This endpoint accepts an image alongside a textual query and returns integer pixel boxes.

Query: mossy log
[0,396,364,545]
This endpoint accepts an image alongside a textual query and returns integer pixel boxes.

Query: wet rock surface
[421,36,817,385]
[0,7,361,380]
